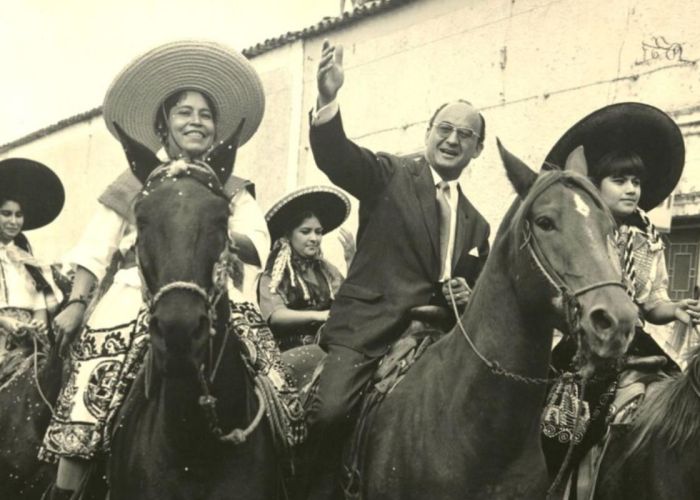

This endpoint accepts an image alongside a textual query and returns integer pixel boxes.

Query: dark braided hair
[13,233,51,294]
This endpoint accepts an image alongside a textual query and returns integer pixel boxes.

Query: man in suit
[306,39,491,498]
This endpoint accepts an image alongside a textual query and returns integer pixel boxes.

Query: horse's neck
[159,325,251,448]
[436,248,553,448]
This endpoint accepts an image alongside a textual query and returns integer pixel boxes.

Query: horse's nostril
[590,308,615,332]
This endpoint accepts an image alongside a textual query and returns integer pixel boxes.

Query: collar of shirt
[0,242,37,266]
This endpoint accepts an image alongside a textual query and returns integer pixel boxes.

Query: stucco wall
[2,0,699,275]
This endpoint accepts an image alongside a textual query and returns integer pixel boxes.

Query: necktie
[436,181,451,279]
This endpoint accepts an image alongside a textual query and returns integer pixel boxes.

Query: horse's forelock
[507,170,612,242]
[628,344,700,457]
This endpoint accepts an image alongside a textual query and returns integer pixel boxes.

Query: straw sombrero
[0,159,64,230]
[266,186,351,243]
[545,102,685,211]
[103,40,265,152]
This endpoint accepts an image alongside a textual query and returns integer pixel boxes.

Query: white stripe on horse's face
[572,192,591,218]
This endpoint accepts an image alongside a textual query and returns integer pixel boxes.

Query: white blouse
[65,184,270,298]
[0,242,46,312]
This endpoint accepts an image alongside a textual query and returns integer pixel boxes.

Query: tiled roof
[0,0,414,154]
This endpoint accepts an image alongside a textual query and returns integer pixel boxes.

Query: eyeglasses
[433,122,480,142]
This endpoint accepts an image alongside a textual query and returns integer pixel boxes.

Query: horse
[0,343,63,499]
[593,343,700,500]
[345,143,638,500]
[107,123,279,500]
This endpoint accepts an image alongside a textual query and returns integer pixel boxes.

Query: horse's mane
[628,343,700,455]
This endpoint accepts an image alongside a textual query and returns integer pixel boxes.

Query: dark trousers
[305,344,379,500]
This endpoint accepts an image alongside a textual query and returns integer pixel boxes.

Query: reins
[447,223,624,386]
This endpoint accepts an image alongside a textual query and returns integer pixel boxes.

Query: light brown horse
[352,144,637,500]
[107,124,280,500]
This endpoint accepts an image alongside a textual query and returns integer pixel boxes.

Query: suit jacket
[310,111,490,356]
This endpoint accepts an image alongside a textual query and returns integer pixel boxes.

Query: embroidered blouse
[617,224,670,313]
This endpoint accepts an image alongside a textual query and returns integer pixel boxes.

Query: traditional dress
[39,165,270,462]
[0,242,56,386]
[258,249,343,351]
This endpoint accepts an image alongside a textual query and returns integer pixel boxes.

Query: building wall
[2,0,700,281]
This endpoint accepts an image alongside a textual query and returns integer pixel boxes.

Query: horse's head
[114,121,243,378]
[497,141,636,376]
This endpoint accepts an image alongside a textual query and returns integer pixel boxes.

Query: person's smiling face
[165,91,216,159]
[0,200,23,244]
[424,102,483,180]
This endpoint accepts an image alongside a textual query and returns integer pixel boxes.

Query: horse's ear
[113,122,162,184]
[497,138,537,199]
[204,119,246,184]
[564,145,589,177]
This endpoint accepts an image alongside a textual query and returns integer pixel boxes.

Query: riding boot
[41,483,75,500]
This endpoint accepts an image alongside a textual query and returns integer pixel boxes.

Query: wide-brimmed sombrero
[0,158,64,230]
[266,186,351,243]
[545,102,685,211]
[103,39,265,152]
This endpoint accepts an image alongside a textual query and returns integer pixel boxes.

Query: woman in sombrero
[0,158,64,385]
[540,103,700,494]
[258,186,351,351]
[39,40,271,500]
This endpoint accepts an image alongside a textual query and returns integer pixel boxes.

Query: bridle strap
[451,177,626,385]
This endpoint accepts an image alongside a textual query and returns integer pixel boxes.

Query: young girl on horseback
[39,40,274,500]
[541,102,700,497]
[258,186,352,351]
[0,159,64,386]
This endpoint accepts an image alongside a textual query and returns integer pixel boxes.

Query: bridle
[449,172,627,385]
[136,160,266,445]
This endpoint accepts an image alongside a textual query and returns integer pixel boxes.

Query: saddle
[562,356,670,500]
[342,305,451,499]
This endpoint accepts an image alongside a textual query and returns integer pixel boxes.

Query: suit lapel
[452,189,471,273]
[411,158,440,264]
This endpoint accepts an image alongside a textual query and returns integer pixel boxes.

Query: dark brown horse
[0,345,62,499]
[353,144,637,499]
[594,344,700,500]
[107,124,279,500]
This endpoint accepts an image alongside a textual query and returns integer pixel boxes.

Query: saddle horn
[113,122,162,185]
[204,118,246,185]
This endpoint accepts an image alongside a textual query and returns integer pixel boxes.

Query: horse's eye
[534,216,555,232]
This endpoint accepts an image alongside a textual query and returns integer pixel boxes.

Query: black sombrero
[545,102,685,211]
[0,158,65,230]
[265,186,351,244]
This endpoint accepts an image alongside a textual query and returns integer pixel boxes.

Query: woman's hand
[338,227,356,269]
[314,310,330,323]
[0,315,26,334]
[675,298,700,326]
[54,302,87,356]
